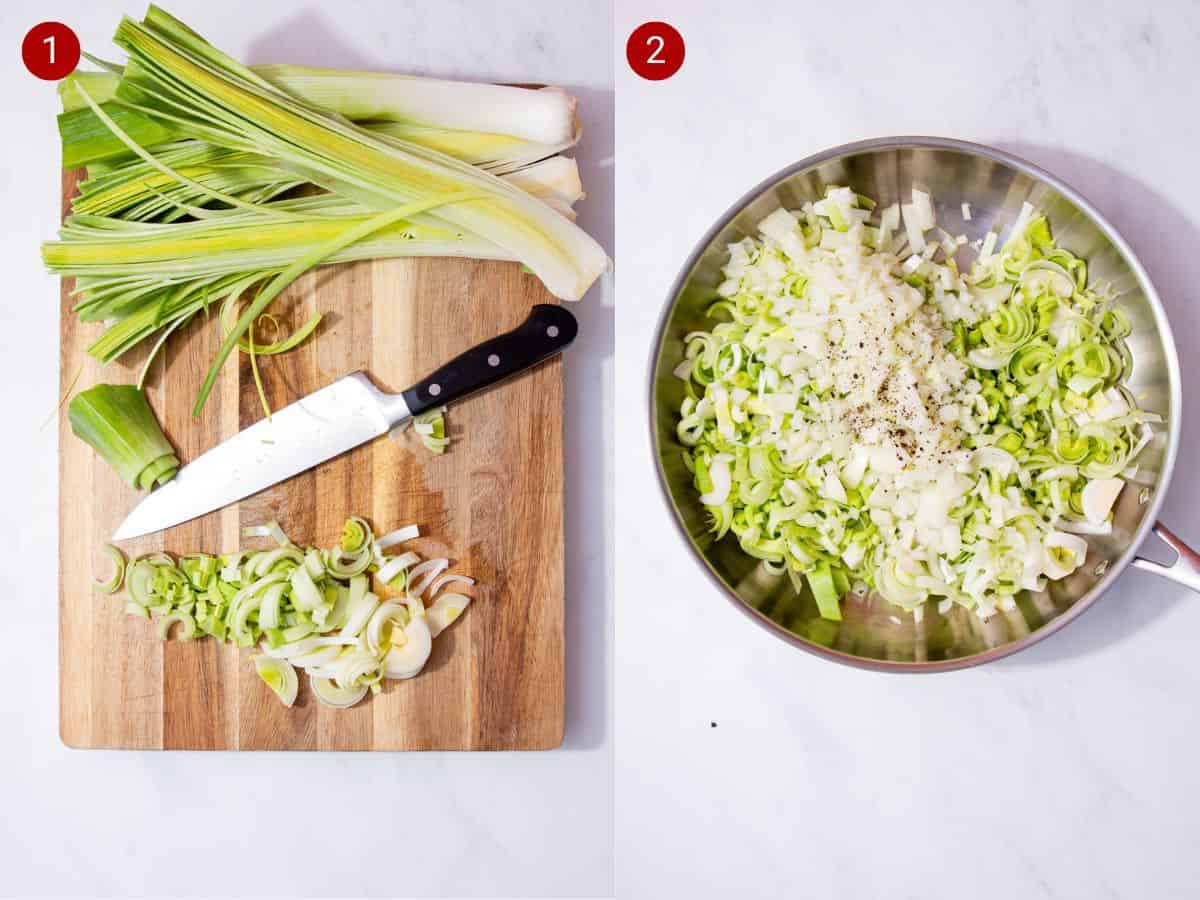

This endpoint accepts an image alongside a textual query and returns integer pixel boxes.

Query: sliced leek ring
[157,611,197,641]
[253,656,299,708]
[427,593,471,639]
[382,599,433,679]
[310,676,368,709]
[93,544,127,594]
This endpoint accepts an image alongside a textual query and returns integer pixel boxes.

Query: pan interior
[651,139,1177,667]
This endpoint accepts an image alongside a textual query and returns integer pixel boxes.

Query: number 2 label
[627,22,685,81]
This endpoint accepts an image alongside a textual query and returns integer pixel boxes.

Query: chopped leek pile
[68,383,178,490]
[102,517,475,708]
[677,187,1159,621]
[45,5,604,415]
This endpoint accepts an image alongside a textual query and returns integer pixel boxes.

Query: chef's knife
[113,304,578,540]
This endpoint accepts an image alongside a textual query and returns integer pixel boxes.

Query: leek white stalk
[60,65,580,173]
[253,65,578,146]
[111,8,606,303]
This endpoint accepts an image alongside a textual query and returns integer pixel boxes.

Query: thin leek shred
[43,363,84,430]
[46,194,511,368]
[678,186,1157,622]
[68,383,178,489]
[106,516,475,709]
[196,194,482,416]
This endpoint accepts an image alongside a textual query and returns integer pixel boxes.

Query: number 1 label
[22,22,80,81]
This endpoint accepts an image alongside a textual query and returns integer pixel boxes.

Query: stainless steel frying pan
[649,136,1198,671]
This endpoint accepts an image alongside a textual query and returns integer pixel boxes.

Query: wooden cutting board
[58,169,564,750]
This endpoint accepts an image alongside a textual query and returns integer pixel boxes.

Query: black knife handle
[401,304,578,417]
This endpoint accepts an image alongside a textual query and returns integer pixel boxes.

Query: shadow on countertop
[992,141,1200,668]
[245,10,379,70]
[559,83,614,751]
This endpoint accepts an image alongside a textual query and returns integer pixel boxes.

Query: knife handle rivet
[429,383,442,397]
[487,353,501,367]
[547,325,560,338]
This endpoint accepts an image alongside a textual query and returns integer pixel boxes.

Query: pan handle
[1131,522,1200,593]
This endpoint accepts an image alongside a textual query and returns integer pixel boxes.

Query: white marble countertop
[0,2,611,897]
[615,1,1200,898]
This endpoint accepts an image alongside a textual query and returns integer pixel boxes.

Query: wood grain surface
[58,168,565,750]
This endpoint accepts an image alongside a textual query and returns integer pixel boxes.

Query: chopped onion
[910,189,935,230]
[901,202,926,253]
[1081,478,1124,523]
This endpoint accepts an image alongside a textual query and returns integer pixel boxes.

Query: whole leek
[109,7,605,302]
[47,6,605,417]
[58,65,579,173]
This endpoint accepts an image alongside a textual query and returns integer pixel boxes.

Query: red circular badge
[22,22,80,81]
[626,21,684,81]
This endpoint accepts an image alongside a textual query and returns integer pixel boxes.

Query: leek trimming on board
[68,383,179,489]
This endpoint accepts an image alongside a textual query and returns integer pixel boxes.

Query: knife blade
[113,304,578,540]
